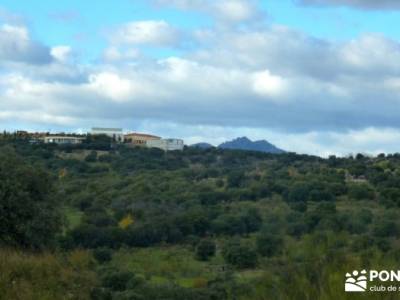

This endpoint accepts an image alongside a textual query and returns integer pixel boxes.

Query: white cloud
[110,20,179,47]
[0,24,52,64]
[87,72,138,102]
[102,46,140,62]
[3,5,400,155]
[213,0,258,23]
[0,111,77,126]
[4,26,400,136]
[298,0,400,10]
[2,23,28,39]
[51,46,72,62]
[153,0,206,10]
[340,34,400,73]
[252,70,288,98]
[153,0,261,24]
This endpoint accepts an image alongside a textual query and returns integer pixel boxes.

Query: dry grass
[0,248,97,300]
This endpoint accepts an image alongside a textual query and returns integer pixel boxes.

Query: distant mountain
[218,137,285,154]
[190,142,214,149]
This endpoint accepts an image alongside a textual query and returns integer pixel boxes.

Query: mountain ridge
[190,142,214,149]
[218,136,285,154]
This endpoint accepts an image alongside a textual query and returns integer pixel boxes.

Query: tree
[287,183,310,202]
[256,233,283,257]
[196,239,216,261]
[241,208,263,233]
[222,239,258,269]
[211,215,246,236]
[348,183,375,201]
[85,150,98,162]
[373,220,399,238]
[0,147,62,249]
[101,270,134,291]
[83,134,112,150]
[357,209,373,225]
[290,202,308,213]
[227,171,245,188]
[93,247,113,263]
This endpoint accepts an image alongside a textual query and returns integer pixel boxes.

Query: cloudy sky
[1,0,400,156]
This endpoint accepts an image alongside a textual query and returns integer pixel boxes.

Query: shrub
[102,270,135,291]
[0,147,62,249]
[196,239,216,261]
[85,150,98,162]
[222,239,258,269]
[256,233,284,257]
[348,184,375,201]
[93,248,113,264]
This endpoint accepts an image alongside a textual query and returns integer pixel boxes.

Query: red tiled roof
[124,132,161,139]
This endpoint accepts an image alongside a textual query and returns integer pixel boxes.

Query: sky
[1,0,400,156]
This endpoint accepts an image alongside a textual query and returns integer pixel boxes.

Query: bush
[287,183,310,202]
[373,220,399,237]
[85,150,98,162]
[102,270,134,291]
[93,248,113,263]
[348,184,375,201]
[0,147,62,249]
[196,239,216,261]
[256,233,284,257]
[222,239,258,269]
[227,171,245,188]
[290,202,308,213]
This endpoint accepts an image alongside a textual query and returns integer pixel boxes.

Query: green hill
[1,136,400,299]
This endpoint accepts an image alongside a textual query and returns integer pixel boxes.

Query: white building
[43,136,84,145]
[146,138,184,151]
[91,128,124,143]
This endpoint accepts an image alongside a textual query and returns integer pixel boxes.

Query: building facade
[124,133,161,147]
[91,128,124,143]
[146,139,184,151]
[43,136,84,144]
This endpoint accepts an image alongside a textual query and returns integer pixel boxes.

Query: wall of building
[146,139,184,151]
[124,133,161,147]
[43,136,84,144]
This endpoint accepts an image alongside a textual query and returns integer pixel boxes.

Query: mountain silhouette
[190,142,214,149]
[218,137,285,154]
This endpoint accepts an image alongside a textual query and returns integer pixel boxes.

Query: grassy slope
[0,249,97,300]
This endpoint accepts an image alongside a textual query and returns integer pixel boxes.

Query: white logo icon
[345,270,367,292]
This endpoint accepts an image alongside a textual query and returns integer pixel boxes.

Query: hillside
[1,137,400,299]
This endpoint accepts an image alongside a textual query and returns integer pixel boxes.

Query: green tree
[85,150,98,162]
[348,183,375,201]
[227,171,245,188]
[373,220,399,238]
[287,182,310,202]
[101,270,134,291]
[242,208,263,233]
[93,247,113,263]
[222,239,258,269]
[196,239,216,261]
[256,233,284,257]
[0,147,62,249]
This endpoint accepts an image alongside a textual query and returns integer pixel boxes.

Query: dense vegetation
[2,134,400,299]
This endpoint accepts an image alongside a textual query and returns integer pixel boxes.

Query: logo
[345,269,400,293]
[345,270,367,292]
